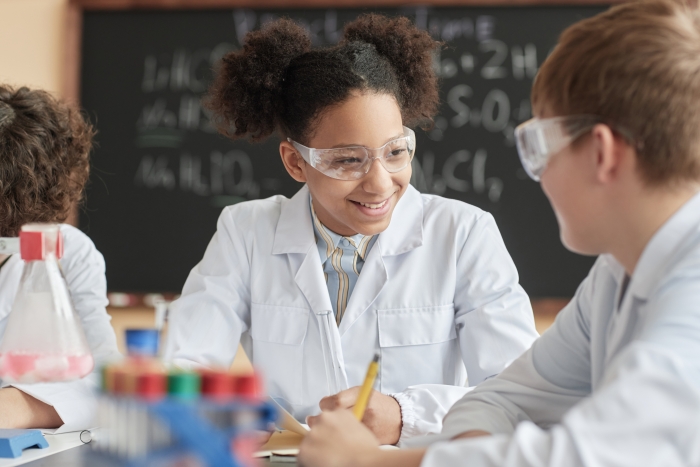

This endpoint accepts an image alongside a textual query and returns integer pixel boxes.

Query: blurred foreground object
[0,224,93,383]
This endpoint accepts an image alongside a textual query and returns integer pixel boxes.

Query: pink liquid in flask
[0,351,93,383]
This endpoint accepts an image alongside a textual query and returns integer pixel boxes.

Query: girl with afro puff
[164,14,537,445]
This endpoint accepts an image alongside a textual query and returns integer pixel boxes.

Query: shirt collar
[272,184,424,257]
[310,199,374,263]
[624,190,700,300]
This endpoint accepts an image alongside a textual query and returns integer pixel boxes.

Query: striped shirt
[310,202,377,325]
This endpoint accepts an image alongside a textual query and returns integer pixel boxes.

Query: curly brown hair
[0,85,95,237]
[205,14,440,144]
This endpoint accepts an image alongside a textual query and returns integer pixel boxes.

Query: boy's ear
[280,141,308,183]
[591,123,630,185]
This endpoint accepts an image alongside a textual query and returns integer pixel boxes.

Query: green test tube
[167,371,201,401]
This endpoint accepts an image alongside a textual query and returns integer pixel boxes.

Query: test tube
[167,371,201,401]
[124,398,141,459]
[201,370,235,429]
[232,373,264,431]
[136,371,168,456]
[200,370,233,402]
[231,373,265,467]
[94,366,112,454]
[163,371,201,458]
[136,372,167,403]
[101,365,116,393]
[234,374,263,401]
[107,365,126,457]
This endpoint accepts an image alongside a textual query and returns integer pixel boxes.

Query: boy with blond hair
[298,0,700,465]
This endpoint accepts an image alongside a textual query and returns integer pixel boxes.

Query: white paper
[269,398,309,436]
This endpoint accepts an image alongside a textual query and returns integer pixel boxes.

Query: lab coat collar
[272,185,316,255]
[272,184,424,257]
[627,190,700,300]
[376,185,424,256]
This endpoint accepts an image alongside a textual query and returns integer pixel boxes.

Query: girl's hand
[299,410,381,467]
[312,387,402,445]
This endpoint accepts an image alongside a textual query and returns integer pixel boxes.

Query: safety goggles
[288,126,416,181]
[514,115,601,181]
[514,115,638,181]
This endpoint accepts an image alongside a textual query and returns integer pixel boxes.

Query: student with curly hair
[164,14,538,444]
[299,0,700,465]
[0,85,120,431]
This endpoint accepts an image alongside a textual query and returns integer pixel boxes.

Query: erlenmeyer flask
[0,224,94,383]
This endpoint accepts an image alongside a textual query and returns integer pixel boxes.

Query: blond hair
[532,0,700,184]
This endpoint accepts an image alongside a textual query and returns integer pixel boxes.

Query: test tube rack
[87,365,277,467]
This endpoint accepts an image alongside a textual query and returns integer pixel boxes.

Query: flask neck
[19,225,63,261]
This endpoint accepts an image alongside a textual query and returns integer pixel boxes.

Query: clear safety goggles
[514,115,638,181]
[514,115,601,181]
[288,126,416,181]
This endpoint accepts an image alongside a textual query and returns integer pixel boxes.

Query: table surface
[11,444,295,466]
[0,432,88,467]
[21,445,87,467]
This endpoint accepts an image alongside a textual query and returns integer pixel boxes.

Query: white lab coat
[164,185,538,442]
[424,191,700,466]
[0,224,121,433]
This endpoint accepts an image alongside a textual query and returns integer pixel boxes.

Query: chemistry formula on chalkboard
[80,5,604,296]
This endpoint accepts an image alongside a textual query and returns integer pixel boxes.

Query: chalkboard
[80,5,606,297]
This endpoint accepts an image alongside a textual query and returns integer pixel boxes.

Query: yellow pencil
[353,353,380,420]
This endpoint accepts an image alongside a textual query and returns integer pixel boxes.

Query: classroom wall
[0,0,68,97]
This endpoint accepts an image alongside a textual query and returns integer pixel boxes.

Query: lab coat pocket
[378,304,458,393]
[250,303,309,405]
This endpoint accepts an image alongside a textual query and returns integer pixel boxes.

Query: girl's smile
[280,91,411,237]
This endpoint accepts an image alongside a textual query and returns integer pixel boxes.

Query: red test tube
[233,373,263,401]
[136,372,167,402]
[201,370,234,402]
